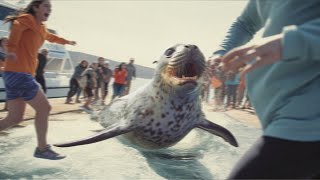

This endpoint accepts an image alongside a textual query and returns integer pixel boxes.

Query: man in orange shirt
[0,0,76,160]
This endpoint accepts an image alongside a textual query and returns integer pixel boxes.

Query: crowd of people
[201,57,252,111]
[65,57,136,113]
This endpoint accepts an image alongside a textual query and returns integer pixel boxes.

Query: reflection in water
[142,151,213,180]
[122,129,216,180]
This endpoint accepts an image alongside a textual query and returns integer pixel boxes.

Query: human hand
[6,52,17,61]
[68,41,77,46]
[209,54,224,73]
[222,34,283,77]
[209,54,222,67]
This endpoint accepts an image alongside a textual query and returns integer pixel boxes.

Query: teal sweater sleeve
[213,0,264,56]
[282,18,320,61]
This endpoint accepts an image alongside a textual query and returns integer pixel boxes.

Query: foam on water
[0,111,261,179]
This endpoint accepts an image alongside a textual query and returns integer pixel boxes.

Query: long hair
[117,62,126,71]
[5,0,45,23]
[80,60,89,68]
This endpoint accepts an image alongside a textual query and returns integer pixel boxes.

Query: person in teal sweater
[212,0,320,178]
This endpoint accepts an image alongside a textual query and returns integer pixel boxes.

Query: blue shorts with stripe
[3,72,40,101]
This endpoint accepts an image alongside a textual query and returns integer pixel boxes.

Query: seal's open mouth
[167,62,199,85]
[159,44,205,87]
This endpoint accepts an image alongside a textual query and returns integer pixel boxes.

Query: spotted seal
[55,44,238,149]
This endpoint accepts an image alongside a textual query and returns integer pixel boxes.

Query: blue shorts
[3,72,40,101]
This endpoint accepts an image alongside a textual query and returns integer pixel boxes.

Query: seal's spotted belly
[131,117,197,148]
[122,98,201,148]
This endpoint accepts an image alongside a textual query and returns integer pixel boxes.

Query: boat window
[45,58,63,72]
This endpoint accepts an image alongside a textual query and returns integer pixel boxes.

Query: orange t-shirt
[5,14,69,76]
[113,68,128,85]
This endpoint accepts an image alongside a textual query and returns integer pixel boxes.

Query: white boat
[0,1,73,101]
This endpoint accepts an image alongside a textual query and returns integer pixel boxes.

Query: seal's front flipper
[196,119,238,147]
[54,125,135,147]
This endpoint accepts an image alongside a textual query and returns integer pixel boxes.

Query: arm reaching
[222,17,320,77]
[68,41,77,46]
[213,0,264,57]
[46,31,76,46]
[221,34,282,76]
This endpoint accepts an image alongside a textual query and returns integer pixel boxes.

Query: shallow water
[0,78,261,179]
[0,111,261,179]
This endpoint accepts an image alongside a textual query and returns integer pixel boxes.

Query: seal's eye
[164,48,175,58]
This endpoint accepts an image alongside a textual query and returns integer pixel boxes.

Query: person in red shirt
[112,62,127,100]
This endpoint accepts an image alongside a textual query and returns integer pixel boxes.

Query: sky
[43,1,248,68]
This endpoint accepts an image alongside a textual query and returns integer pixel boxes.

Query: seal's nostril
[193,45,198,49]
[184,45,190,48]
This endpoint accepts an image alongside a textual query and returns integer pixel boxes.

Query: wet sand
[0,97,261,129]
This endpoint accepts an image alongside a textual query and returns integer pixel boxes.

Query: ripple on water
[0,104,261,179]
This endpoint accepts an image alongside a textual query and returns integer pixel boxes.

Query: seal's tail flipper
[196,119,238,147]
[54,126,135,147]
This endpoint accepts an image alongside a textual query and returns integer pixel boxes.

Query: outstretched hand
[221,34,283,77]
[68,41,77,46]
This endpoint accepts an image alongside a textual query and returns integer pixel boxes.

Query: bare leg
[0,98,26,131]
[237,87,245,107]
[27,90,52,150]
[123,80,131,95]
[84,96,92,109]
[100,81,105,100]
[100,81,106,105]
[76,88,82,103]
[102,92,107,102]
[94,87,100,101]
